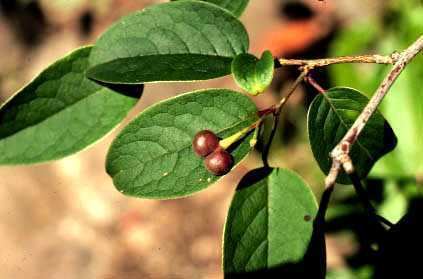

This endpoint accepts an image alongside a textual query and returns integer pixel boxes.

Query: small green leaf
[106,89,258,199]
[87,1,249,84]
[223,168,321,277]
[232,51,274,95]
[171,0,250,17]
[307,87,397,184]
[0,46,140,165]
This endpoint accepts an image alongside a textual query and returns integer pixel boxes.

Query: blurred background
[0,0,422,278]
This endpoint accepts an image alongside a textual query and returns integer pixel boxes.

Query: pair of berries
[192,130,233,176]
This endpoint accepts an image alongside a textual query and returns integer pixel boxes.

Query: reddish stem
[258,105,276,117]
[305,75,326,94]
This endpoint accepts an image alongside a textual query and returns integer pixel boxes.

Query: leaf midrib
[94,53,237,65]
[0,87,111,143]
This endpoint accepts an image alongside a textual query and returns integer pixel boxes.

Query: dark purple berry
[192,130,220,157]
[204,149,233,176]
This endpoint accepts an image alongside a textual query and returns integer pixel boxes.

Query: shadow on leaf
[94,81,144,99]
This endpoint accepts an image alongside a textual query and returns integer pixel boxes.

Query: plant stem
[305,75,326,94]
[228,67,309,154]
[275,69,309,114]
[260,69,309,166]
[219,120,259,150]
[279,53,398,69]
[349,172,394,229]
[258,68,309,119]
[325,35,423,189]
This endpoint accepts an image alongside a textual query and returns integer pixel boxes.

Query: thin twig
[305,75,326,94]
[279,53,399,68]
[325,35,423,190]
[276,68,309,114]
[315,183,335,226]
[262,68,309,166]
[349,172,394,229]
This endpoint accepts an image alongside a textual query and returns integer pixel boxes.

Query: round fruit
[192,130,220,157]
[204,149,233,176]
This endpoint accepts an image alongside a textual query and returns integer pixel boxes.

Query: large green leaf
[223,168,321,277]
[172,0,250,17]
[0,46,140,165]
[232,50,274,96]
[87,1,249,84]
[307,87,397,184]
[106,89,258,199]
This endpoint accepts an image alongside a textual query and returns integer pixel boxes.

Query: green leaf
[171,0,250,17]
[0,46,140,165]
[232,51,274,95]
[106,89,258,199]
[307,87,397,184]
[87,1,249,84]
[223,168,321,277]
